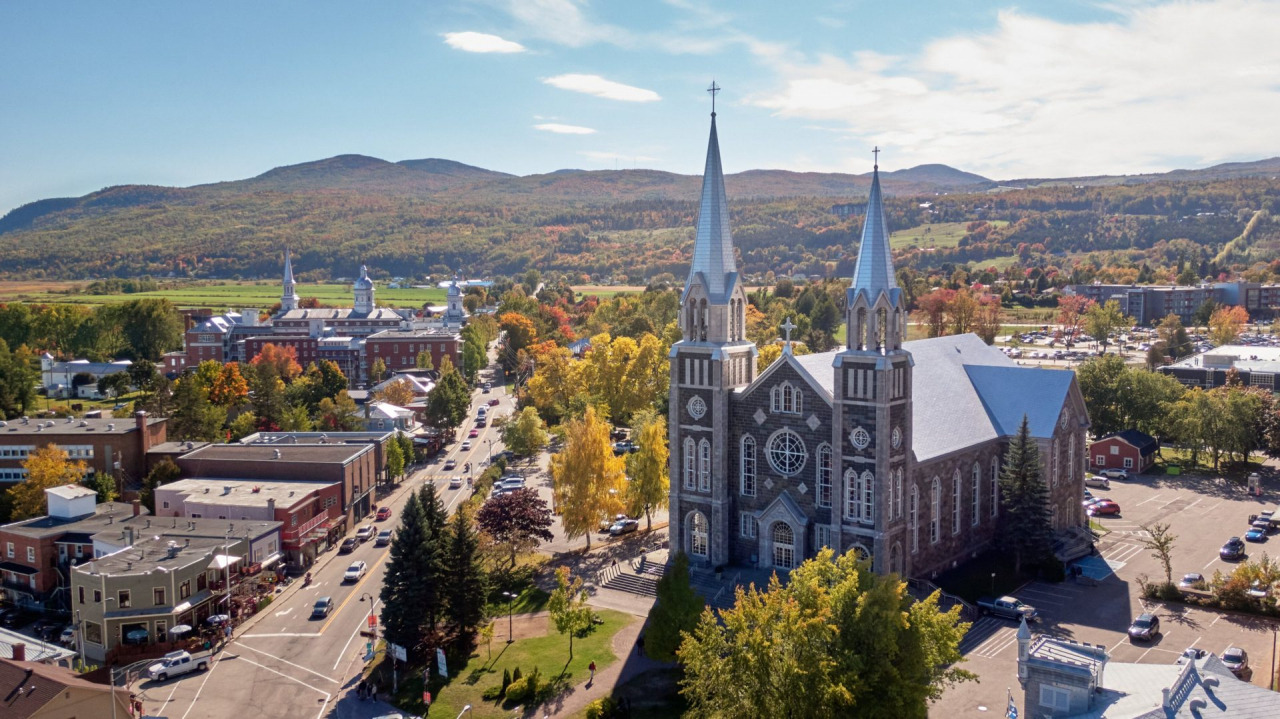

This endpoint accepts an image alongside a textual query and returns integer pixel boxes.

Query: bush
[505,675,536,703]
[501,668,511,693]
[511,666,522,683]
[586,697,619,719]
[481,685,504,701]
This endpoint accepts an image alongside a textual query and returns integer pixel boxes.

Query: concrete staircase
[1053,525,1097,563]
[600,557,738,611]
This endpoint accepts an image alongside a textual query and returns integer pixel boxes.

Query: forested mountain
[2,153,1279,283]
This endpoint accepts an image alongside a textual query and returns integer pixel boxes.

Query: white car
[449,476,463,489]
[1084,475,1111,489]
[1099,468,1130,480]
[461,441,472,451]
[344,560,368,582]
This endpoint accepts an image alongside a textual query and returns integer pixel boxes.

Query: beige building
[0,655,131,718]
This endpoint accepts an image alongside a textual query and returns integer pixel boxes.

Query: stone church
[668,110,1091,579]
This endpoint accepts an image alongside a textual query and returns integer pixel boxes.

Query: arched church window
[683,438,696,491]
[772,522,795,569]
[910,486,920,554]
[860,471,874,523]
[991,457,1000,518]
[816,444,832,508]
[740,435,757,497]
[698,439,711,492]
[930,478,941,544]
[690,512,708,558]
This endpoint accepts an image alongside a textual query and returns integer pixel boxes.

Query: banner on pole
[437,647,448,677]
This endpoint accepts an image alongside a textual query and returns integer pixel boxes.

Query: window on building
[767,430,807,476]
[683,438,696,491]
[118,590,131,609]
[180,580,191,599]
[79,587,84,605]
[1095,455,1104,466]
[197,573,206,591]
[844,469,859,521]
[1110,445,1119,455]
[690,512,709,558]
[154,587,165,606]
[910,486,920,553]
[156,621,166,638]
[886,469,894,521]
[815,524,832,550]
[5,542,11,559]
[698,439,711,492]
[26,547,34,562]
[895,469,903,519]
[93,589,101,603]
[772,523,795,569]
[860,471,874,523]
[952,471,961,535]
[740,513,756,538]
[816,444,832,508]
[770,382,802,414]
[740,436,757,497]
[1039,685,1071,712]
[1124,457,1133,469]
[85,621,103,646]
[991,458,1000,518]
[971,464,981,526]
[930,478,941,544]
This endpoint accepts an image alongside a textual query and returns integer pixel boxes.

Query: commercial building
[236,430,397,482]
[1159,344,1280,391]
[0,655,132,717]
[0,412,165,486]
[1069,280,1280,326]
[38,355,133,400]
[175,442,377,526]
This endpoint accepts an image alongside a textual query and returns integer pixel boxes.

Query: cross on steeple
[708,80,720,115]
[873,146,880,170]
[780,317,796,354]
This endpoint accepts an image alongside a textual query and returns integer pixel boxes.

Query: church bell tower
[668,83,757,567]
[831,150,914,576]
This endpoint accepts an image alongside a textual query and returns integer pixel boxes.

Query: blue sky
[2,0,1278,214]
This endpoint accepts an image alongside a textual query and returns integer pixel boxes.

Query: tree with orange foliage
[1209,305,1249,347]
[499,312,537,353]
[250,343,302,381]
[1056,294,1094,343]
[208,362,249,407]
[916,289,955,338]
[373,378,416,407]
[974,294,1002,345]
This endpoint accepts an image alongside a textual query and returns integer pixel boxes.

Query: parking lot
[939,467,1280,716]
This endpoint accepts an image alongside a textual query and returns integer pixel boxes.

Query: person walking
[588,660,596,686]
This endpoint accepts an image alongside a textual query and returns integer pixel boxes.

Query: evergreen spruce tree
[380,494,429,655]
[418,482,449,538]
[999,415,1053,575]
[444,509,487,638]
[646,552,705,661]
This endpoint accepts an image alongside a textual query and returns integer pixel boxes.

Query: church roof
[776,334,1077,462]
[684,113,739,304]
[353,265,374,290]
[275,307,403,321]
[848,164,901,307]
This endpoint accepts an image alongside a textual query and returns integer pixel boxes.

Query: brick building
[668,114,1090,580]
[0,412,165,485]
[365,328,462,373]
[1089,430,1158,474]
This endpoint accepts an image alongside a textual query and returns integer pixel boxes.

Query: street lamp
[457,705,473,719]
[358,593,377,638]
[502,591,516,644]
[484,438,496,466]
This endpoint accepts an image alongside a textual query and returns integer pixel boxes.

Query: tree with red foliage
[916,289,955,338]
[250,343,302,381]
[1056,295,1095,344]
[476,488,554,568]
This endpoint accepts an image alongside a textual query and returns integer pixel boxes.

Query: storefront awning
[0,562,38,576]
[259,553,282,570]
[208,555,242,570]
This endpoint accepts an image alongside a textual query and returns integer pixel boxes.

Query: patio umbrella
[169,624,193,636]
[206,614,230,626]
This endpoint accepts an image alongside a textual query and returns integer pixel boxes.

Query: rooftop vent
[79,421,88,427]
[252,486,261,493]
[107,423,114,431]
[223,486,233,495]
[0,421,6,427]
[166,541,179,558]
[204,487,210,493]
[66,416,73,423]
[272,449,281,459]
[21,416,29,424]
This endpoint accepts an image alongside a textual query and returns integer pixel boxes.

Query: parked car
[1084,475,1111,489]
[376,530,392,546]
[1083,497,1102,510]
[0,609,32,629]
[148,650,210,681]
[344,561,368,582]
[1128,613,1160,641]
[1177,647,1208,664]
[1250,517,1273,532]
[1178,573,1205,589]
[609,518,640,536]
[1246,527,1269,542]
[376,506,392,521]
[1222,647,1250,678]
[449,476,463,489]
[339,538,359,554]
[355,525,375,542]
[1099,468,1130,480]
[1221,537,1247,560]
[59,626,76,646]
[1084,489,1094,501]
[1088,500,1121,516]
[976,596,1039,622]
[311,597,334,619]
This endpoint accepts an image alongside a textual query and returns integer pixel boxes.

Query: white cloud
[534,123,597,134]
[746,0,1280,178]
[442,31,526,54]
[543,74,661,102]
[506,0,629,48]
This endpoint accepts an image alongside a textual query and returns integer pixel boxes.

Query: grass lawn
[387,609,631,718]
[2,281,446,309]
[889,220,1008,250]
[1156,448,1264,481]
[488,586,551,617]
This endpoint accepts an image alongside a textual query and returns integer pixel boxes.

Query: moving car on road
[444,459,457,470]
[461,441,472,451]
[449,476,463,489]
[148,650,210,681]
[339,538,359,554]
[376,506,392,521]
[1127,613,1160,641]
[376,530,392,546]
[344,561,368,582]
[488,398,500,407]
[311,597,333,619]
[469,429,480,438]
[1221,536,1247,560]
[976,596,1039,622]
[356,525,375,542]
[609,518,639,536]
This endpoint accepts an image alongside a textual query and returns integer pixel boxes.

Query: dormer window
[770,382,802,414]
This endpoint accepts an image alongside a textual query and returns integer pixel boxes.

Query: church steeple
[281,249,300,312]
[845,150,906,352]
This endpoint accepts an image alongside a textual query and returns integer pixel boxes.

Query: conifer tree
[380,494,429,654]
[998,415,1053,574]
[418,482,449,538]
[444,509,487,637]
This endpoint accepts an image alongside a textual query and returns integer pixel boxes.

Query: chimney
[136,410,152,456]
[123,526,134,547]
[132,499,141,517]
[267,498,276,515]
[11,643,24,662]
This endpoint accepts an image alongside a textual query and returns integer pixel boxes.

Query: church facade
[668,112,1090,580]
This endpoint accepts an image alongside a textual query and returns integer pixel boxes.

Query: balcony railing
[283,511,332,541]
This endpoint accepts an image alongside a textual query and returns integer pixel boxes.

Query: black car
[1127,613,1160,641]
[1220,537,1247,560]
[339,538,359,554]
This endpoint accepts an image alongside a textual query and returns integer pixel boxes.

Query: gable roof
[1096,429,1159,457]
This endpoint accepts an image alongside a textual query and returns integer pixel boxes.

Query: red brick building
[365,328,462,373]
[244,335,319,366]
[1089,430,1158,474]
[0,412,165,486]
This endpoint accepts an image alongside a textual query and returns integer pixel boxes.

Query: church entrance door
[772,523,795,570]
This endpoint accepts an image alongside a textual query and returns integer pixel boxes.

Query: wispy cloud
[745,0,1280,178]
[534,123,597,134]
[442,31,526,53]
[543,74,661,102]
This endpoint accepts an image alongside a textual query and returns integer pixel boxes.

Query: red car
[488,399,500,407]
[468,429,480,438]
[1088,500,1121,516]
[376,506,392,521]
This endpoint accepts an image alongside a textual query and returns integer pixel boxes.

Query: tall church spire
[685,100,737,303]
[849,152,900,307]
[281,249,300,312]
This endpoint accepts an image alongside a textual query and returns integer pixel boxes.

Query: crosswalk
[959,617,1020,659]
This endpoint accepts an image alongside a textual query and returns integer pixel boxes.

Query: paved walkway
[536,613,672,718]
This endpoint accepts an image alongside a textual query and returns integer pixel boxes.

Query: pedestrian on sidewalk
[588,661,596,686]
[636,635,644,656]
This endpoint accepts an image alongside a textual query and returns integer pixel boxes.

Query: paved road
[137,371,514,719]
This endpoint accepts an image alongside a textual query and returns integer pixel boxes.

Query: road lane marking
[231,655,333,709]
[239,632,322,638]
[232,641,340,684]
[320,550,390,634]
[179,650,224,719]
[334,598,380,670]
[273,607,294,617]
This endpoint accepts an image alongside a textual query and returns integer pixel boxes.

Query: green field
[889,220,1009,250]
[0,281,448,310]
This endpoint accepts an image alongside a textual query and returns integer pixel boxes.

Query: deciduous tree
[476,488,553,568]
[251,343,302,382]
[373,378,415,407]
[316,391,362,431]
[425,356,470,432]
[1156,314,1192,359]
[646,552,702,661]
[169,376,227,442]
[141,458,182,514]
[1209,305,1249,347]
[415,350,434,371]
[1084,300,1130,351]
[1139,522,1178,588]
[11,445,88,520]
[209,363,249,407]
[1056,294,1094,341]
[626,415,668,531]
[549,407,626,550]
[501,407,549,458]
[548,566,594,661]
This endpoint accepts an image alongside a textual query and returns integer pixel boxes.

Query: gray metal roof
[684,114,738,303]
[848,166,902,308]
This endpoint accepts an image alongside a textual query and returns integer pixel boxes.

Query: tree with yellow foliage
[10,445,88,520]
[549,407,626,550]
[626,413,669,531]
[209,362,249,407]
[1209,305,1249,347]
[373,378,416,407]
[523,345,585,424]
[756,341,811,374]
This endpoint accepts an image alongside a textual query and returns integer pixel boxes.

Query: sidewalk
[537,613,672,718]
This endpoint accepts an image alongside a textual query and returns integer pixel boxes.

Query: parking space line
[1135,494,1166,506]
[1180,497,1204,512]
[179,652,224,719]
[1203,556,1220,570]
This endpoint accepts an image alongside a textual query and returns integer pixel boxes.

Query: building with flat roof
[1159,344,1280,391]
[365,327,461,374]
[0,627,76,667]
[0,412,165,486]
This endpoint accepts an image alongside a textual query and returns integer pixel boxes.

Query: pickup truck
[976,595,1039,622]
[148,650,211,681]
